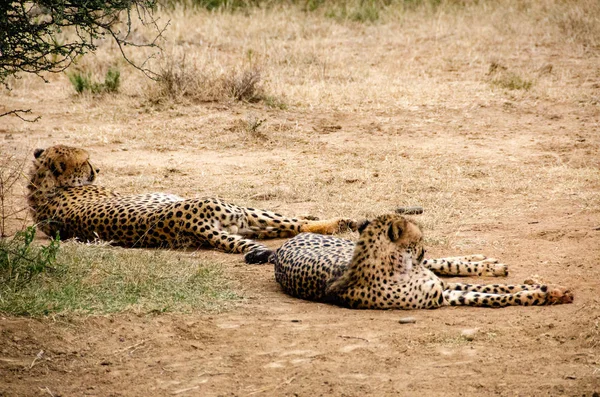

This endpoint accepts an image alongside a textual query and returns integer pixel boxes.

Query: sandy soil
[1,3,599,396]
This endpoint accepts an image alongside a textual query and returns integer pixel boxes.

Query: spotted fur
[271,214,574,309]
[28,145,356,258]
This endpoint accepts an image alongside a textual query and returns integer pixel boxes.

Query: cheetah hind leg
[242,207,357,239]
[443,284,574,307]
[423,255,508,277]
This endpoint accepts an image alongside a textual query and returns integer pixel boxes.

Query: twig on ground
[112,339,150,355]
[29,350,44,369]
[338,335,370,342]
[39,386,55,397]
[172,383,205,395]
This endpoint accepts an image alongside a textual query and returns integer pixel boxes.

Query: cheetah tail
[395,206,424,215]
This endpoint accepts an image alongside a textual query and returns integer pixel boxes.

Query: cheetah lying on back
[253,213,573,309]
[28,145,356,258]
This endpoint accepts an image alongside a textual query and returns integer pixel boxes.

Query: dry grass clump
[146,51,269,105]
[491,72,534,91]
[323,0,380,23]
[223,68,264,102]
[230,114,268,140]
[146,52,223,103]
[486,61,533,91]
[0,151,29,238]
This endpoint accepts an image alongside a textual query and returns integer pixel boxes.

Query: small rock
[461,328,479,341]
[291,319,301,323]
[398,317,417,324]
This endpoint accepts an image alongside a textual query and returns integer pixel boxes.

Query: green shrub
[68,67,121,94]
[103,68,121,93]
[0,226,61,290]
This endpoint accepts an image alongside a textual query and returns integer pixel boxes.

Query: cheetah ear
[387,221,404,242]
[357,219,371,234]
[34,148,45,159]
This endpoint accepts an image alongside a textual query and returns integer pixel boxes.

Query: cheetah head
[327,214,425,296]
[355,214,425,273]
[30,145,100,191]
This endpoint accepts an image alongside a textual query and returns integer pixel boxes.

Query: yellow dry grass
[2,0,598,247]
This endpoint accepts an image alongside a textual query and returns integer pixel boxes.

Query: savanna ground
[1,1,599,395]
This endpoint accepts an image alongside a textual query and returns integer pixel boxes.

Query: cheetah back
[273,233,355,301]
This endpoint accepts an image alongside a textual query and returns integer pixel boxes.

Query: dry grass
[145,50,268,104]
[0,150,30,238]
[1,0,598,238]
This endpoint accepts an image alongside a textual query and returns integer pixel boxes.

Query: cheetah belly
[273,233,355,301]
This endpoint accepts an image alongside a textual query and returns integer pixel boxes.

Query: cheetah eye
[49,162,60,177]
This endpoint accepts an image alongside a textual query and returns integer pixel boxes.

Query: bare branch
[0,109,41,122]
[0,1,167,87]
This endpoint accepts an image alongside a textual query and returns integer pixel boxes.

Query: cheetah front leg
[241,207,357,239]
[443,285,573,307]
[423,255,508,277]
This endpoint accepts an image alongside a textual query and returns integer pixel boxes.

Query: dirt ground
[1,3,599,396]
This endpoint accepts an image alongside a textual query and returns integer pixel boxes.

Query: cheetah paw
[482,262,508,277]
[337,218,358,232]
[244,248,274,264]
[301,218,358,234]
[544,286,574,305]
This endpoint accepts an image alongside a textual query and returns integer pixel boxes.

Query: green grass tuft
[0,235,237,316]
[68,67,121,95]
[491,72,534,91]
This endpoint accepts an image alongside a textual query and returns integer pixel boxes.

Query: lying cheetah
[256,213,573,309]
[28,145,356,258]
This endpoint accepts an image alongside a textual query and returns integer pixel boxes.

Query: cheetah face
[357,214,425,271]
[33,145,100,188]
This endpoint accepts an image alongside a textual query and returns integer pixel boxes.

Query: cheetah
[255,213,573,309]
[27,145,356,260]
